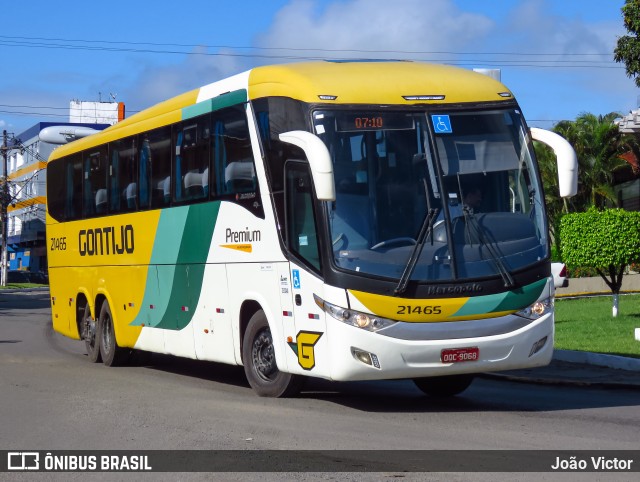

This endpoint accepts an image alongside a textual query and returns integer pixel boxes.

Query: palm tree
[559,113,628,210]
[534,112,631,258]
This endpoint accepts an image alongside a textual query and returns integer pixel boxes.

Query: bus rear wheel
[99,301,128,367]
[413,374,474,397]
[82,304,101,363]
[242,310,304,398]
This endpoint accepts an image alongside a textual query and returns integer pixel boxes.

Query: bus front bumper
[325,312,554,382]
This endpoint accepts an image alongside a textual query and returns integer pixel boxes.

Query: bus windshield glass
[313,108,548,283]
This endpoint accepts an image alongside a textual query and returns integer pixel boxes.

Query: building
[615,109,640,212]
[615,151,640,211]
[3,122,111,274]
[1,100,124,281]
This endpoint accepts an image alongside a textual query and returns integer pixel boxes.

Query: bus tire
[413,374,474,397]
[242,310,304,398]
[83,304,101,363]
[98,301,128,367]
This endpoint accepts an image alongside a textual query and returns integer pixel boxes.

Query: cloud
[503,0,618,56]
[256,0,494,60]
[495,0,637,121]
[121,47,248,111]
[117,0,495,112]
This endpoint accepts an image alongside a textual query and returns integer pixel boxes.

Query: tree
[534,112,630,257]
[558,113,628,210]
[614,0,640,88]
[560,208,640,316]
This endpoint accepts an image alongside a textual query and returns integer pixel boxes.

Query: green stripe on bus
[451,278,546,318]
[131,202,220,330]
[156,202,220,330]
[491,278,547,312]
[182,89,248,120]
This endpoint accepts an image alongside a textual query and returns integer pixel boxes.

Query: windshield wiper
[462,207,515,288]
[394,208,439,296]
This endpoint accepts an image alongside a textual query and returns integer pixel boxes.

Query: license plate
[441,347,479,363]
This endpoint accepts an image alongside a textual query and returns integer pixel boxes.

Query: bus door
[284,161,329,377]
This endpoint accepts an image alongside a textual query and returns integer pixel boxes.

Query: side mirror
[279,131,336,201]
[530,127,578,198]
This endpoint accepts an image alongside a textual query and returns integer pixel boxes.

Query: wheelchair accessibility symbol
[431,115,453,134]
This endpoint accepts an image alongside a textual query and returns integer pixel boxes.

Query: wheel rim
[86,324,97,350]
[84,310,97,349]
[102,311,112,355]
[251,328,278,381]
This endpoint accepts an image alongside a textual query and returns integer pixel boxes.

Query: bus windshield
[313,108,548,283]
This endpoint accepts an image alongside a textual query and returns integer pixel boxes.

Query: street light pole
[1,130,9,286]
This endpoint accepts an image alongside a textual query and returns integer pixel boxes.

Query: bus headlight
[515,297,553,320]
[314,294,396,332]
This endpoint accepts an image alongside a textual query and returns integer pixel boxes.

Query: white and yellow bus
[46,61,577,397]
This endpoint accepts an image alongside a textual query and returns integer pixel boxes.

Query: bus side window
[139,136,151,209]
[46,155,65,221]
[110,137,137,213]
[174,116,210,203]
[65,155,82,220]
[148,126,171,208]
[83,148,106,218]
[213,106,256,197]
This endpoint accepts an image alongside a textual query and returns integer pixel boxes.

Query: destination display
[335,112,415,132]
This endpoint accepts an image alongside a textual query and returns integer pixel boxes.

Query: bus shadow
[141,353,250,391]
[138,353,640,414]
[298,377,640,413]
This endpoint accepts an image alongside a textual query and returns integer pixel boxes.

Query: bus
[46,61,577,398]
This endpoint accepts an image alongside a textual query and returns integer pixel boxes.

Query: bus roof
[248,61,512,105]
[49,61,513,161]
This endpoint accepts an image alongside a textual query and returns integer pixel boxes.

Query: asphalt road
[1,290,638,481]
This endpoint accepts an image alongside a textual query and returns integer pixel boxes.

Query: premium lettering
[225,227,261,243]
[79,225,135,256]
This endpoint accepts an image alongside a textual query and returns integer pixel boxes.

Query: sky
[0,0,637,137]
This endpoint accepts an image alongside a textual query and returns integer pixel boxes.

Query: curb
[481,350,640,389]
[554,349,640,372]
[480,372,640,390]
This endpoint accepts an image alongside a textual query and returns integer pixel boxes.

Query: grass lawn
[554,294,640,358]
[0,283,46,290]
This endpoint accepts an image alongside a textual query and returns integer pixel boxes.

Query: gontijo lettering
[79,225,135,256]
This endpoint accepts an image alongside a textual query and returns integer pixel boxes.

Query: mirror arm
[279,131,336,201]
[530,127,578,198]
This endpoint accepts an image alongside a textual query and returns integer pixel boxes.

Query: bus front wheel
[99,301,128,367]
[413,374,474,397]
[242,310,304,398]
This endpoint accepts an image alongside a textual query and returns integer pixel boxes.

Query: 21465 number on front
[397,305,442,315]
